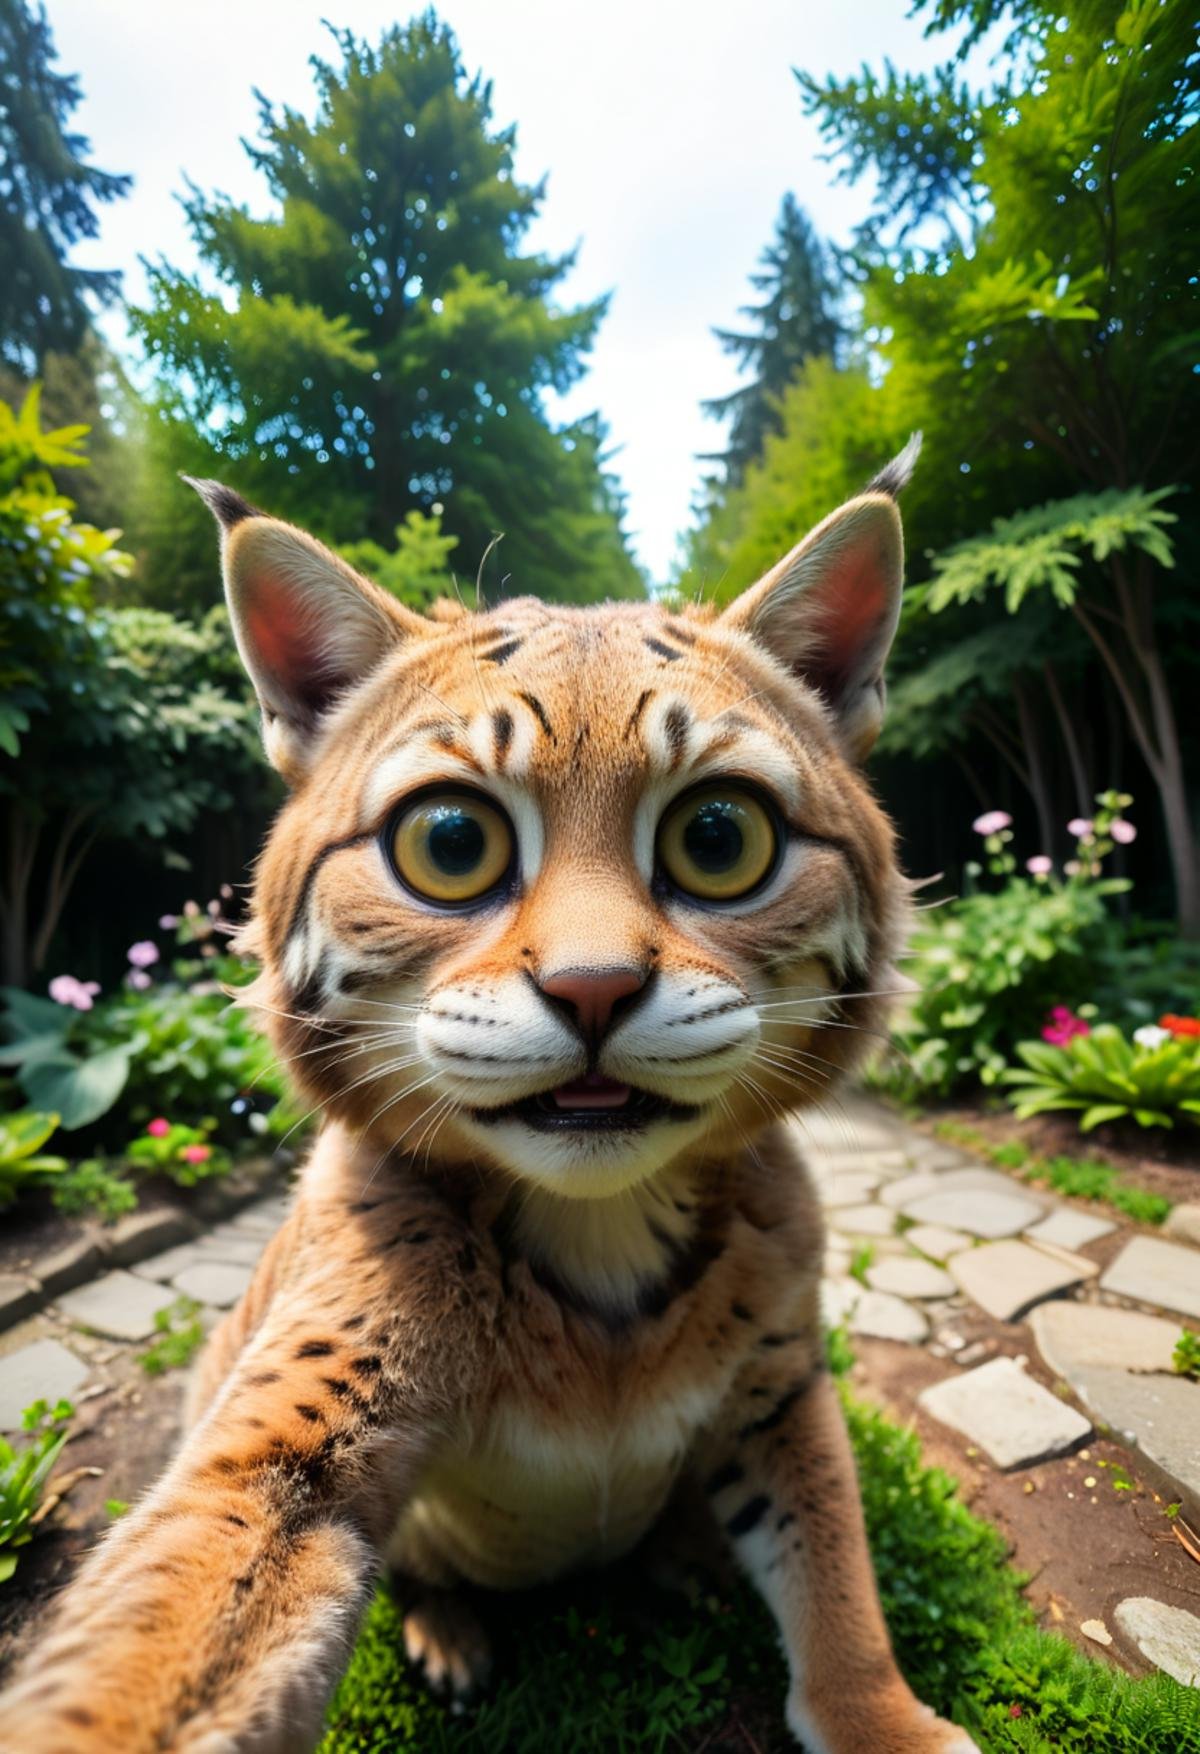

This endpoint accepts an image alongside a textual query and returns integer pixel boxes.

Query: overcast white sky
[49,0,958,582]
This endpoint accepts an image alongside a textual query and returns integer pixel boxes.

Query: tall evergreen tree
[0,0,130,372]
[134,13,641,604]
[702,194,842,483]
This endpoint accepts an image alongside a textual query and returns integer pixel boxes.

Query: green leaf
[19,1046,132,1130]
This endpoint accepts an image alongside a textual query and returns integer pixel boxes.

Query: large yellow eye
[657,786,778,901]
[390,793,514,903]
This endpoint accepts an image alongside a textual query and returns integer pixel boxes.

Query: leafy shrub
[125,1119,230,1186]
[1024,1154,1172,1227]
[51,1158,138,1223]
[138,1299,205,1376]
[0,1398,73,1583]
[0,1110,66,1209]
[0,986,134,1130]
[1004,1024,1200,1132]
[1174,1330,1200,1381]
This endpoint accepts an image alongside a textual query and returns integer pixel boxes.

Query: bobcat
[0,443,979,1753]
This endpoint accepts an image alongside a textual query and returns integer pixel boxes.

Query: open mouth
[472,1073,700,1133]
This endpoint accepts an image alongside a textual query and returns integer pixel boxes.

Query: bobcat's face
[203,459,912,1199]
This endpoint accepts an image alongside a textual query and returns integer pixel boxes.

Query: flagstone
[950,1238,1095,1321]
[919,1356,1090,1468]
[1101,1235,1200,1321]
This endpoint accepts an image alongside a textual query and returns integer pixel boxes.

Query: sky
[49,0,958,583]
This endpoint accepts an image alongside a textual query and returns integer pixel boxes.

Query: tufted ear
[186,479,432,784]
[720,436,919,761]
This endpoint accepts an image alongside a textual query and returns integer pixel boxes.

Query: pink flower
[127,940,159,969]
[158,914,178,930]
[1025,855,1053,877]
[219,884,233,900]
[127,970,152,991]
[1041,1005,1091,1046]
[179,1144,211,1165]
[206,900,221,918]
[183,900,200,918]
[972,811,1012,836]
[146,1118,171,1138]
[1064,859,1081,877]
[48,974,100,1011]
[1067,817,1094,839]
[1111,818,1137,844]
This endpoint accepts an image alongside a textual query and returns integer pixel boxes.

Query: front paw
[402,1593,492,1699]
[788,1687,980,1754]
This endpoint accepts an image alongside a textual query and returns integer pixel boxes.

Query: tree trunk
[1,807,40,990]
[1012,680,1057,858]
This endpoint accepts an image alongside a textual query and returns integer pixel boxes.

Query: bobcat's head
[197,448,915,1200]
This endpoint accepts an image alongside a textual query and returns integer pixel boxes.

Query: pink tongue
[551,1073,632,1110]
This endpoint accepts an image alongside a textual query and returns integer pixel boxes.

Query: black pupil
[427,808,486,876]
[684,802,744,873]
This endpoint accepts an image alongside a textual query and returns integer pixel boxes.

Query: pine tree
[702,195,843,483]
[0,0,131,371]
[134,13,641,604]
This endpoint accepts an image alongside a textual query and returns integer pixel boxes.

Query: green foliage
[924,489,1178,617]
[340,511,460,612]
[132,14,642,607]
[887,874,1121,1097]
[51,1157,138,1223]
[125,1120,229,1187]
[0,1398,73,1584]
[104,1497,129,1519]
[1172,1329,1200,1382]
[319,1387,1200,1751]
[0,3,130,371]
[1005,1024,1200,1132]
[138,1298,205,1376]
[1023,1153,1172,1227]
[849,1243,875,1285]
[0,1108,66,1208]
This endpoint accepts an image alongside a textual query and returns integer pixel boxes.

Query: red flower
[179,1144,211,1165]
[146,1118,171,1138]
[1160,1014,1200,1038]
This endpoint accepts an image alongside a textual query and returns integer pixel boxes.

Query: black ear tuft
[863,432,922,500]
[182,475,261,530]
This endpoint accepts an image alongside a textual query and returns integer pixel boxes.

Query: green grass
[319,1377,1200,1753]
[933,1120,1172,1226]
[137,1297,205,1376]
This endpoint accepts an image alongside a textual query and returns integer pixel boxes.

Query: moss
[319,1389,1200,1752]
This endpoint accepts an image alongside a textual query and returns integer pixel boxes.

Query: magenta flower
[1111,818,1137,844]
[158,914,179,930]
[127,941,159,969]
[1067,817,1094,839]
[972,810,1012,836]
[146,1118,171,1138]
[179,1144,211,1166]
[48,974,100,1011]
[1025,855,1052,877]
[1041,1005,1091,1046]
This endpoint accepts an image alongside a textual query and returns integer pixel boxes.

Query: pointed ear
[720,440,919,761]
[186,478,432,783]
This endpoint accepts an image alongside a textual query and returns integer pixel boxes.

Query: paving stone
[918,1355,1091,1468]
[905,1223,972,1260]
[105,1207,195,1266]
[0,1274,38,1330]
[880,1171,942,1210]
[172,1261,255,1309]
[950,1238,1096,1321]
[866,1256,957,1300]
[131,1243,207,1283]
[905,1145,980,1173]
[196,1231,267,1267]
[35,1235,105,1299]
[1101,1235,1200,1321]
[1025,1208,1116,1251]
[814,1150,911,1178]
[58,1270,177,1341]
[1030,1303,1200,1505]
[1114,1598,1200,1688]
[0,1338,91,1431]
[904,1188,1044,1239]
[822,1172,884,1208]
[822,1278,929,1343]
[828,1203,895,1238]
[1164,1203,1200,1249]
[792,1107,896,1154]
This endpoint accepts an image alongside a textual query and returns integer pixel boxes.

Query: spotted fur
[0,447,978,1753]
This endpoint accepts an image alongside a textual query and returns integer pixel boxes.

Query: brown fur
[0,460,977,1753]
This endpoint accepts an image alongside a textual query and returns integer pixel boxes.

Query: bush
[0,1398,73,1583]
[0,1110,66,1209]
[51,1158,138,1223]
[1004,1023,1200,1132]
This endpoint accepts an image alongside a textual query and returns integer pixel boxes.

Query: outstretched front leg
[0,1211,469,1754]
[701,1322,979,1754]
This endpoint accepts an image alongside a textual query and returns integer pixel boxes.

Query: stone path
[797,1096,1200,1692]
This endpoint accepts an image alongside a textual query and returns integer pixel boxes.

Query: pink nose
[539,966,647,1044]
